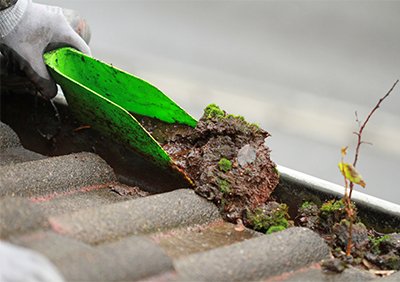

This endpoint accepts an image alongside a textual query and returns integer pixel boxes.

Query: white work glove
[0,241,64,282]
[0,0,91,99]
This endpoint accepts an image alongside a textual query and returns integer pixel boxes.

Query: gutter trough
[274,165,400,233]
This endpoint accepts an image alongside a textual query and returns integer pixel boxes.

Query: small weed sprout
[339,80,398,257]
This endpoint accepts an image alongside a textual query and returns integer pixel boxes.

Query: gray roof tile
[0,122,21,149]
[0,122,45,166]
[151,219,261,259]
[0,197,48,238]
[48,189,220,245]
[95,236,174,281]
[36,183,148,216]
[0,152,116,197]
[0,146,45,166]
[271,264,376,282]
[9,230,174,281]
[9,231,93,262]
[174,227,330,281]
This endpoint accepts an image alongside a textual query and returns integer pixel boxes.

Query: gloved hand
[0,0,91,99]
[0,241,64,282]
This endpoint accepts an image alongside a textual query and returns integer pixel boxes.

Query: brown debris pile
[160,104,280,222]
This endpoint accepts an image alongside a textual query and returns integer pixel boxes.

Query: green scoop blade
[44,47,197,170]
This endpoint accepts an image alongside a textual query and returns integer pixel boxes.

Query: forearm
[0,0,18,11]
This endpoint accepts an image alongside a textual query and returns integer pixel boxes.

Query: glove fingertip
[37,79,58,100]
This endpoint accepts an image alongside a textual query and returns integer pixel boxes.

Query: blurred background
[39,0,400,203]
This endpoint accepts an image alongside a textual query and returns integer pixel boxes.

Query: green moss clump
[204,104,225,119]
[227,114,245,121]
[250,122,260,129]
[218,158,232,172]
[267,225,287,234]
[319,199,352,232]
[320,199,346,214]
[202,104,262,136]
[247,203,290,234]
[370,235,390,255]
[301,201,314,209]
[320,199,349,220]
[385,256,400,270]
[218,179,231,194]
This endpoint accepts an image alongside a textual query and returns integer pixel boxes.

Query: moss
[321,199,358,219]
[370,235,390,255]
[320,199,353,220]
[385,255,400,270]
[220,197,227,209]
[318,199,355,233]
[218,179,231,194]
[218,158,232,172]
[247,203,290,234]
[203,104,262,137]
[227,113,245,121]
[267,225,286,234]
[204,104,225,119]
[320,199,346,214]
[301,201,314,209]
[250,122,261,129]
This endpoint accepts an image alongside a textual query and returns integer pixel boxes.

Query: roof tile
[48,189,220,244]
[0,122,21,149]
[10,231,174,281]
[9,230,93,262]
[0,197,48,239]
[0,146,45,166]
[95,236,174,281]
[267,263,376,282]
[0,122,45,166]
[36,183,148,216]
[174,227,330,281]
[0,152,116,197]
[151,219,261,259]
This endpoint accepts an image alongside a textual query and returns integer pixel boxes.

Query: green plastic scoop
[44,47,197,178]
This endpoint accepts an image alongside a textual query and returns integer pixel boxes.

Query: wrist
[0,0,30,38]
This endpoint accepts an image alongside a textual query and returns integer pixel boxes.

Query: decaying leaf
[338,162,366,188]
[234,219,245,232]
[368,269,396,277]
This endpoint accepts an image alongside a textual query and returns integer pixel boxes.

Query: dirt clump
[146,104,280,223]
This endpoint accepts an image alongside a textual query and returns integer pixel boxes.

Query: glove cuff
[0,0,30,38]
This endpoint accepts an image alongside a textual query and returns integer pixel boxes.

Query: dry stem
[352,79,399,168]
[344,79,399,256]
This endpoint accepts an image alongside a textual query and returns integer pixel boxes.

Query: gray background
[38,0,400,204]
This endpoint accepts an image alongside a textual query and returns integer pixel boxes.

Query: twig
[346,212,353,256]
[344,79,399,257]
[352,79,399,167]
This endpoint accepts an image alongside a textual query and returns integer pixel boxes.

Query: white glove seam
[0,0,30,38]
